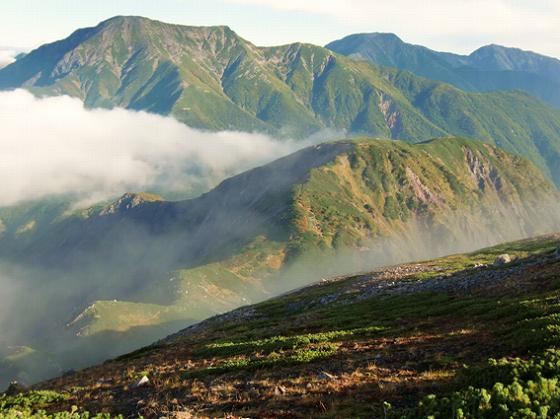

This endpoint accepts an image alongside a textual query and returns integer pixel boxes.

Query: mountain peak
[335,32,403,42]
[98,15,234,34]
[467,43,560,73]
[99,192,163,216]
[326,32,404,51]
[471,43,524,55]
[100,15,152,25]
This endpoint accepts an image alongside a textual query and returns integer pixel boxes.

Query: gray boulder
[494,254,512,266]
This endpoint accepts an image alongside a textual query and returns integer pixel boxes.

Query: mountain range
[327,33,560,108]
[1,15,560,393]
[1,16,560,185]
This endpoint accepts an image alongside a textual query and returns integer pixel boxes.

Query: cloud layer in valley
[0,89,322,207]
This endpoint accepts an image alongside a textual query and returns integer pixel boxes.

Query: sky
[1,0,560,58]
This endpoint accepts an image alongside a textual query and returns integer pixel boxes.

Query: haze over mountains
[1,16,560,186]
[327,33,560,108]
[31,234,560,417]
[1,15,560,393]
[1,137,559,387]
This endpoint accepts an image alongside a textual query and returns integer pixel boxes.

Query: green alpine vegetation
[1,16,560,184]
[14,233,560,417]
[1,136,558,388]
[327,33,560,108]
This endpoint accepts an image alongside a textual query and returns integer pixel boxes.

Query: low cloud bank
[0,89,327,207]
[0,49,18,68]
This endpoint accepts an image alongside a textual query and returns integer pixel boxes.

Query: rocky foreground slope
[2,233,560,418]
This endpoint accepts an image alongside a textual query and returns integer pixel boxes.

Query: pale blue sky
[2,0,560,58]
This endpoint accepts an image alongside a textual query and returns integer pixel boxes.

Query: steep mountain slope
[11,234,560,417]
[5,138,557,271]
[1,137,559,387]
[326,33,560,107]
[2,17,560,184]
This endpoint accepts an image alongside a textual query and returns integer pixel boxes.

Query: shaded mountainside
[1,137,559,388]
[10,234,560,417]
[4,138,558,272]
[327,33,560,107]
[2,17,560,184]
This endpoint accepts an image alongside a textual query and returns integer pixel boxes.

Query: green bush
[400,350,560,418]
[0,391,121,419]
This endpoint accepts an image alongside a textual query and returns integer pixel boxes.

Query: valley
[0,137,558,389]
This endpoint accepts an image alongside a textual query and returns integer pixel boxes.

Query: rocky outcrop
[464,148,504,193]
[3,381,27,396]
[494,254,512,266]
[405,167,443,206]
[99,192,163,215]
[378,93,402,136]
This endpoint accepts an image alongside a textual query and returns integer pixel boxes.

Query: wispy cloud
[0,90,324,207]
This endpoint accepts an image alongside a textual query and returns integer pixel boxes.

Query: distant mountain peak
[98,15,235,34]
[338,32,403,42]
[327,32,560,108]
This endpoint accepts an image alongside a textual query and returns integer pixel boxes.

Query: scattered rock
[4,381,28,396]
[317,371,336,381]
[319,294,339,305]
[248,388,260,398]
[494,254,512,266]
[274,385,286,396]
[554,248,560,259]
[134,376,150,388]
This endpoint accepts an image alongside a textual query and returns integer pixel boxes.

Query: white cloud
[0,90,317,207]
[0,48,17,68]
[224,0,560,56]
